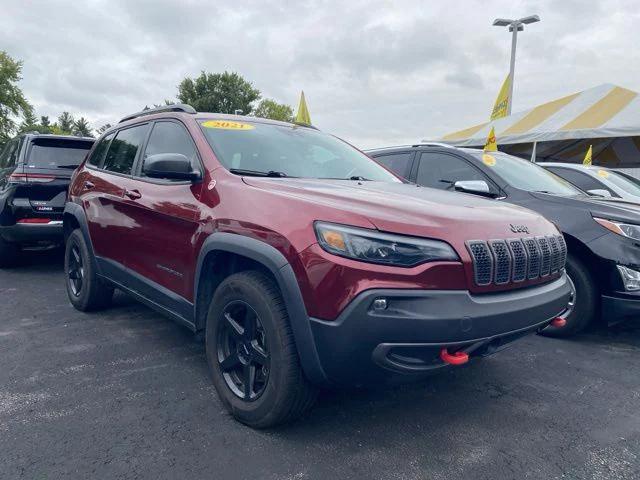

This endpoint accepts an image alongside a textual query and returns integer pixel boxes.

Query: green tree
[73,117,93,137]
[0,51,33,147]
[253,99,294,122]
[177,71,260,114]
[18,109,39,133]
[40,116,50,128]
[57,111,74,134]
[95,123,112,136]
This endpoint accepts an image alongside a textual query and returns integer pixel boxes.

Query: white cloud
[1,0,638,147]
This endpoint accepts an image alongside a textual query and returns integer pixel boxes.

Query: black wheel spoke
[251,344,268,365]
[72,247,81,264]
[220,353,241,372]
[224,312,244,338]
[243,310,257,341]
[243,364,256,399]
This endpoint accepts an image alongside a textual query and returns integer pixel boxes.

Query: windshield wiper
[56,164,81,169]
[229,168,289,178]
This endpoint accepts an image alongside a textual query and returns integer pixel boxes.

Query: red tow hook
[550,317,567,328]
[440,348,469,366]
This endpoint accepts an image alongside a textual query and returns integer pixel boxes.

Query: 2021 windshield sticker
[201,120,255,130]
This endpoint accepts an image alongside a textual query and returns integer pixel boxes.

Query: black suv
[368,144,640,337]
[0,133,94,266]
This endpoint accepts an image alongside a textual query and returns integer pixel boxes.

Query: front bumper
[602,291,640,325]
[0,222,63,244]
[309,274,571,386]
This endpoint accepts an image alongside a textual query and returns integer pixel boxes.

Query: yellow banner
[484,126,498,152]
[583,145,593,166]
[295,91,312,125]
[490,75,511,121]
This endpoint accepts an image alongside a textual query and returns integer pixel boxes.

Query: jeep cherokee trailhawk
[64,104,570,428]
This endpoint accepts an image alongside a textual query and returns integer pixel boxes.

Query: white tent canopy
[433,84,640,168]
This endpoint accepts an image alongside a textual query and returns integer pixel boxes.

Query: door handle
[83,181,95,190]
[124,189,142,200]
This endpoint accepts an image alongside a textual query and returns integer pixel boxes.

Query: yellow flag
[295,91,312,125]
[583,145,593,166]
[484,126,498,152]
[490,75,511,121]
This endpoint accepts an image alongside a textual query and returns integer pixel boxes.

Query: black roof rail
[119,103,196,123]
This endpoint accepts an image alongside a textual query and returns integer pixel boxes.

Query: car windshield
[465,150,583,196]
[597,169,640,196]
[27,138,93,168]
[199,119,400,181]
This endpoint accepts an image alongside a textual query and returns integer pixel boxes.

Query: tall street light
[493,15,540,114]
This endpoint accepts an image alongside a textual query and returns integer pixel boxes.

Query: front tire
[0,236,20,268]
[205,271,317,428]
[542,254,597,338]
[64,229,114,311]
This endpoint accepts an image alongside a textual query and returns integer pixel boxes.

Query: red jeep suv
[64,104,570,428]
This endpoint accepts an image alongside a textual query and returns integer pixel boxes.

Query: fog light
[372,298,388,310]
[617,265,640,291]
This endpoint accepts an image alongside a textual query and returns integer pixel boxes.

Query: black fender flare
[194,232,328,385]
[63,202,100,272]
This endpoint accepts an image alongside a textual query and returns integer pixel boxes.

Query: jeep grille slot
[467,241,493,286]
[466,235,565,287]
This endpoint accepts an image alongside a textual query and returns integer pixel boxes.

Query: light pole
[492,15,540,115]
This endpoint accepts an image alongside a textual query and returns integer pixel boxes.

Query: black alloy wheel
[217,300,270,401]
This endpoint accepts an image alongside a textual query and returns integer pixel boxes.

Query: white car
[541,163,640,203]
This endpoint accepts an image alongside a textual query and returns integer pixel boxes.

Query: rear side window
[103,125,148,175]
[0,138,21,169]
[26,138,93,169]
[87,133,114,167]
[547,168,610,194]
[141,122,198,177]
[374,152,413,178]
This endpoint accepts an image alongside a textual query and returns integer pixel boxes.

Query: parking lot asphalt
[1,250,639,480]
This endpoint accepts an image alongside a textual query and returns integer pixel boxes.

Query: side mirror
[587,188,612,198]
[143,153,201,181]
[454,180,493,197]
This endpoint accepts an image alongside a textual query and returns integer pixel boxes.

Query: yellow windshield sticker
[201,120,255,130]
[597,169,609,178]
[482,154,496,166]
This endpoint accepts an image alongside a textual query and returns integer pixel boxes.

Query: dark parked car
[0,133,94,266]
[369,144,640,337]
[64,105,569,427]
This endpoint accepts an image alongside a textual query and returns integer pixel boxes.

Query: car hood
[243,178,557,240]
[531,192,640,223]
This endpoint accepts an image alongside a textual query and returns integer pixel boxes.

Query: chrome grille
[466,235,565,287]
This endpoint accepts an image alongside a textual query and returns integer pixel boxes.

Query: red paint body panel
[69,112,562,322]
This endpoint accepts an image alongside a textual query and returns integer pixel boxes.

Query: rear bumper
[309,274,571,386]
[0,222,63,244]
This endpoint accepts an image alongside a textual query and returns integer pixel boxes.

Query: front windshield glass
[465,150,583,196]
[199,119,400,181]
[598,170,640,196]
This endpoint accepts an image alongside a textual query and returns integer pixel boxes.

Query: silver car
[541,163,640,203]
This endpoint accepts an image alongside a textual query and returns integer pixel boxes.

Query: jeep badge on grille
[509,224,529,234]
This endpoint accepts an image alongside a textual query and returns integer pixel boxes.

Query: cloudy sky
[2,0,639,148]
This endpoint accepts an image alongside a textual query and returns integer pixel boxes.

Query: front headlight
[314,221,459,267]
[593,217,640,241]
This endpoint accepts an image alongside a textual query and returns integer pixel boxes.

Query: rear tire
[0,237,19,268]
[64,229,113,311]
[205,271,317,428]
[541,254,597,338]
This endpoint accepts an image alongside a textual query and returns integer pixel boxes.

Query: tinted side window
[547,168,608,193]
[103,125,148,175]
[374,152,412,178]
[87,133,114,167]
[0,138,21,169]
[141,122,198,177]
[417,152,489,190]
